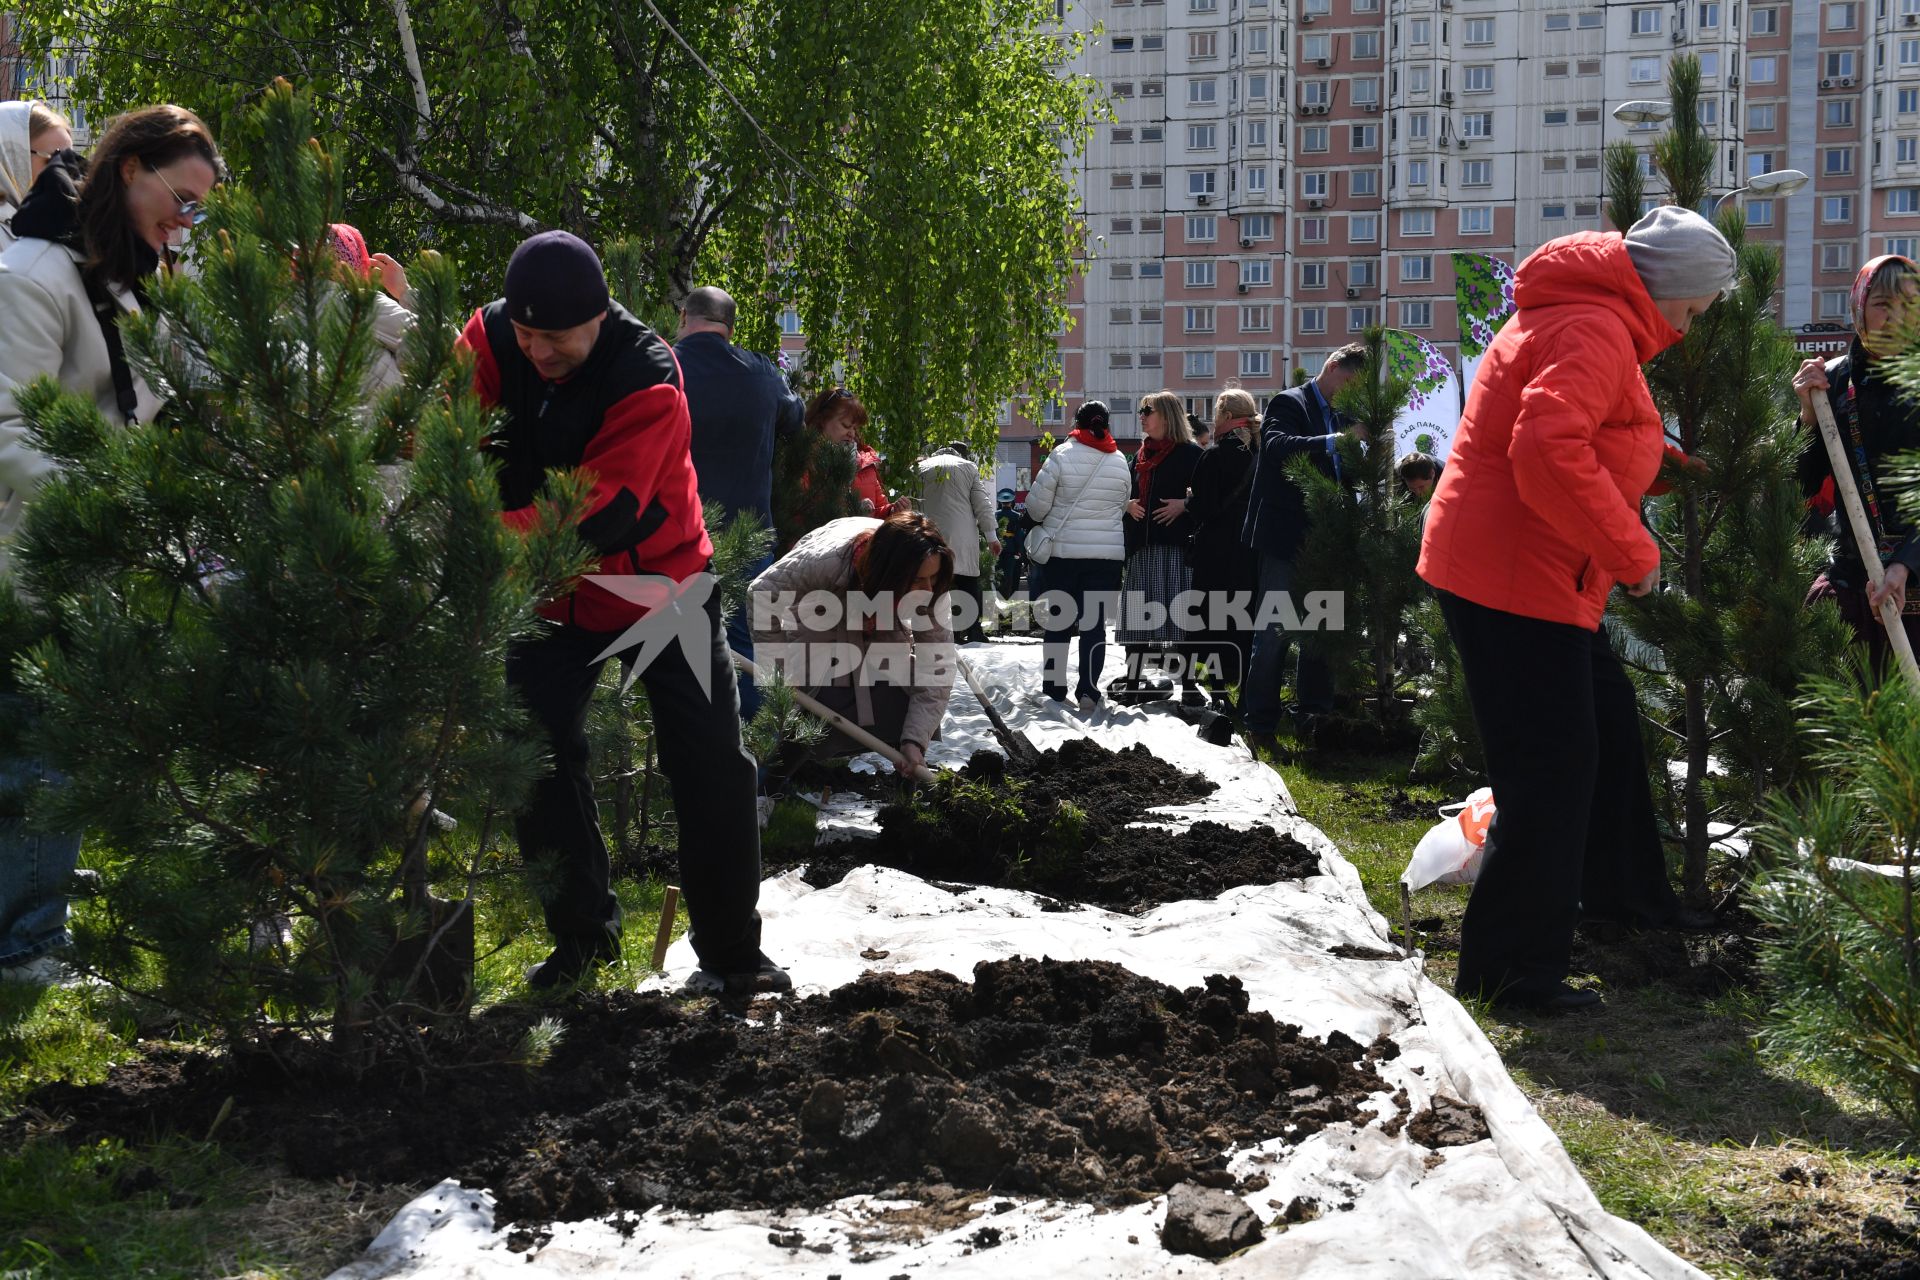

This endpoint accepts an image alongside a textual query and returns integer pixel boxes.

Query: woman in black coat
[1184,390,1261,704]
[1113,390,1204,702]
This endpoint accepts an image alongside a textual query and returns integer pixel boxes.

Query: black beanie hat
[504,230,611,330]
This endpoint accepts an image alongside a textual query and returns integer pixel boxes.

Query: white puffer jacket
[1025,437,1130,562]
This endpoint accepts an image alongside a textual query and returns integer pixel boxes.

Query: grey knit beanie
[1624,206,1737,299]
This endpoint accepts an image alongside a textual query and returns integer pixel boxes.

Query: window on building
[1409,112,1430,139]
[1141,170,1163,188]
[1109,352,1133,369]
[1579,10,1605,26]
[1352,169,1379,196]
[778,308,802,335]
[1826,147,1856,176]
[1112,37,1136,52]
[1353,31,1380,58]
[1749,103,1777,130]
[1248,28,1268,55]
[1462,159,1492,185]
[1186,260,1218,286]
[1826,51,1856,78]
[1411,17,1432,43]
[1303,125,1329,152]
[1749,56,1778,83]
[1699,2,1721,26]
[1903,39,1920,66]
[1409,65,1432,94]
[1300,216,1329,242]
[1697,99,1718,125]
[1140,305,1163,322]
[1188,124,1217,150]
[1901,137,1919,164]
[1141,215,1164,233]
[1300,307,1328,333]
[1460,205,1495,234]
[1304,33,1331,62]
[1351,124,1378,149]
[1889,188,1920,213]
[1350,259,1378,286]
[1752,6,1779,33]
[1190,0,1218,10]
[1748,199,1775,226]
[1141,126,1164,143]
[1544,109,1569,126]
[1700,52,1720,79]
[1111,81,1135,99]
[1111,217,1134,233]
[1242,259,1273,287]
[1353,78,1380,106]
[1544,155,1568,172]
[1302,80,1330,106]
[1748,151,1777,177]
[1825,194,1856,222]
[1143,34,1165,50]
[1185,306,1216,333]
[1248,73,1270,98]
[1576,107,1601,124]
[1350,213,1381,242]
[1889,236,1920,257]
[1578,58,1602,76]
[1820,290,1851,319]
[1464,65,1495,92]
[1110,306,1134,324]
[1139,351,1163,367]
[1829,2,1859,30]
[1142,80,1164,97]
[1408,158,1431,185]
[1189,30,1217,59]
[1465,17,1496,43]
[1544,203,1569,219]
[1632,7,1663,34]
[1300,262,1328,290]
[1401,254,1434,283]
[1575,153,1600,170]
[1302,171,1329,198]
[1242,305,1273,331]
[1246,166,1268,194]
[1112,172,1135,188]
[1348,305,1378,332]
[1400,301,1434,328]
[1189,169,1217,195]
[1111,261,1134,279]
[1903,89,1920,114]
[1140,261,1164,278]
[1244,213,1275,240]
[1546,61,1570,77]
[1822,242,1856,272]
[1545,12,1571,30]
[1241,350,1273,377]
[1189,79,1216,104]
[1631,56,1663,82]
[1184,351,1216,378]
[1401,209,1436,236]
[1187,214,1217,241]
[1246,120,1269,148]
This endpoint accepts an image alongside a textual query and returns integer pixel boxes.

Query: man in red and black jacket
[464,230,786,995]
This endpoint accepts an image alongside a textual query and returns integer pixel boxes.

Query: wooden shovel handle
[1810,387,1920,687]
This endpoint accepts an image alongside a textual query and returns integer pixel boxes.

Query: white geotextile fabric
[330,639,1704,1280]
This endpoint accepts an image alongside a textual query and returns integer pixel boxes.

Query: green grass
[1273,744,1920,1279]
[0,857,687,1279]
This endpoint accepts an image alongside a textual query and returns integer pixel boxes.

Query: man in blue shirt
[1239,343,1369,753]
[675,286,805,721]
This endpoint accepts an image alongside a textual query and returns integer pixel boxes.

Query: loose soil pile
[802,740,1321,912]
[1740,1211,1920,1280]
[15,959,1396,1231]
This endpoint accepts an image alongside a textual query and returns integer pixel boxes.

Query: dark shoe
[684,952,793,997]
[1665,906,1721,932]
[526,937,621,991]
[1487,983,1604,1016]
[1179,687,1208,709]
[1249,731,1281,758]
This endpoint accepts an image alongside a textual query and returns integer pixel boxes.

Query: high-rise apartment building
[986,0,1897,483]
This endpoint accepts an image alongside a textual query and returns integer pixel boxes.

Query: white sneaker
[1076,694,1100,715]
[1,952,84,987]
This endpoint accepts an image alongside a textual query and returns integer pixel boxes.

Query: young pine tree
[1605,54,1847,908]
[2,82,590,1055]
[772,426,861,552]
[1289,327,1424,741]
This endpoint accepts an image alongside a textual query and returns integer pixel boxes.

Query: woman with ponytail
[1023,400,1131,710]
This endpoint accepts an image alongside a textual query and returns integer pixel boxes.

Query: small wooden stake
[652,884,681,970]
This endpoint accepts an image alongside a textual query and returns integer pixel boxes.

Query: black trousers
[1438,590,1680,1002]
[952,572,987,644]
[505,593,763,972]
[1034,557,1123,701]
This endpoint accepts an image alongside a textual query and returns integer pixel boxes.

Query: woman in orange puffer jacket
[1417,206,1734,1014]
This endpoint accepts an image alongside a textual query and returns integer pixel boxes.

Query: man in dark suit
[1239,343,1370,752]
[675,286,805,721]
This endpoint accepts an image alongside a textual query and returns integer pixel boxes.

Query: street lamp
[1611,100,1674,124]
[1711,169,1810,215]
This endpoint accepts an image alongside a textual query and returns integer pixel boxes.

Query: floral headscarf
[1852,254,1920,350]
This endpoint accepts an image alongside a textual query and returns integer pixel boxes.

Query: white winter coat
[914,451,996,577]
[0,100,36,248]
[0,236,162,578]
[1024,438,1130,562]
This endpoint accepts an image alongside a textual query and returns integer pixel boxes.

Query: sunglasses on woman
[149,163,208,226]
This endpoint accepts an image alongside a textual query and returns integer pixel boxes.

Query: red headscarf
[328,223,373,279]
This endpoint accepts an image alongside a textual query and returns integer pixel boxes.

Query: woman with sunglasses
[0,99,73,247]
[0,103,218,986]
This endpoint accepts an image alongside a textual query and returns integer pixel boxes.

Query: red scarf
[1069,427,1117,453]
[1131,435,1175,502]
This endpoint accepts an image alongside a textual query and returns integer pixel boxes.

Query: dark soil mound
[14,959,1395,1230]
[801,740,1320,912]
[1742,1212,1920,1280]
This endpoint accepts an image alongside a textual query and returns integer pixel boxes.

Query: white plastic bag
[1401,787,1496,892]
